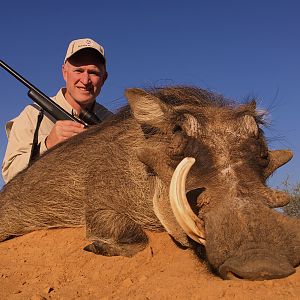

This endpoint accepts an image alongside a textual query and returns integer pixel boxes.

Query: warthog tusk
[169,157,206,245]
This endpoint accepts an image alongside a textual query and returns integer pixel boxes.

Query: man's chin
[76,92,95,101]
[76,97,95,108]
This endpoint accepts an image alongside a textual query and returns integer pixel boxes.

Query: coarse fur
[0,85,299,280]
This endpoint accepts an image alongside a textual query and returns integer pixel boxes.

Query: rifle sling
[29,108,44,164]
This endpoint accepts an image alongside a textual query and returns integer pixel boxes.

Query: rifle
[0,60,101,126]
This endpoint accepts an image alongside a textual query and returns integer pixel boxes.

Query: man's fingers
[60,128,86,138]
[56,121,85,135]
[46,120,86,149]
[56,120,84,127]
[60,125,85,134]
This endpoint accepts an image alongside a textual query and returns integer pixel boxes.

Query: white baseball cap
[64,38,105,63]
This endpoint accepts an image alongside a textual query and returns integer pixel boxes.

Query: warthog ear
[239,115,259,138]
[260,186,291,208]
[125,88,171,128]
[264,150,293,178]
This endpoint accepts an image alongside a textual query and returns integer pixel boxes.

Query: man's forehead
[65,61,104,72]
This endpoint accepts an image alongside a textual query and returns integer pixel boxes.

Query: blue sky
[0,1,299,189]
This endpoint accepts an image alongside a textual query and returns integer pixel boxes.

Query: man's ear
[103,71,108,83]
[62,64,67,82]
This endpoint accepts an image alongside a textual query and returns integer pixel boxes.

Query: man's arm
[2,105,41,183]
[2,105,87,183]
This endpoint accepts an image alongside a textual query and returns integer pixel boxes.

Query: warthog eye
[173,124,183,133]
[259,150,269,167]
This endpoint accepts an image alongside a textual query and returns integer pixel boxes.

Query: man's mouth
[77,87,92,93]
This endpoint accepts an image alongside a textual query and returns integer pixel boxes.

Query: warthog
[0,86,299,280]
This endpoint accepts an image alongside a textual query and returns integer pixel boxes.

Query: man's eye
[90,72,101,76]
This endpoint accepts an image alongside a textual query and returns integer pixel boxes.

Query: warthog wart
[0,86,299,280]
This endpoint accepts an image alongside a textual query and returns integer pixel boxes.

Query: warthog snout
[219,250,295,280]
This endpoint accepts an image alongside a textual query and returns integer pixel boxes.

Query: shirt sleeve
[2,105,39,183]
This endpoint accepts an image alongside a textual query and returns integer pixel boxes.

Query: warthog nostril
[224,272,243,280]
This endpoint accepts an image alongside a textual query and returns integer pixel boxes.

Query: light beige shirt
[2,88,113,183]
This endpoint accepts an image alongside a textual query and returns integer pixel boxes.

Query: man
[2,38,113,183]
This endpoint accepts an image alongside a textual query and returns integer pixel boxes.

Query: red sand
[0,228,299,299]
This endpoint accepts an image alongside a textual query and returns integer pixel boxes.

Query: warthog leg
[84,208,148,257]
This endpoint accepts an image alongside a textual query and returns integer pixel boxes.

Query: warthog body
[0,86,299,280]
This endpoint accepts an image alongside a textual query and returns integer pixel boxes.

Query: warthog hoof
[84,242,111,256]
[84,239,148,257]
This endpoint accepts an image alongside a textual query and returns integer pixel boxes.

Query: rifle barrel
[0,60,36,90]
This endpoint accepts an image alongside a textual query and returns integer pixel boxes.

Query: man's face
[62,49,107,109]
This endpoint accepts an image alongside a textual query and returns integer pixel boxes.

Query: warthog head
[127,86,299,280]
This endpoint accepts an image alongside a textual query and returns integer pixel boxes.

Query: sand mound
[0,228,299,299]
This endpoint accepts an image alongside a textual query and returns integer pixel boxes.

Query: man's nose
[80,72,91,84]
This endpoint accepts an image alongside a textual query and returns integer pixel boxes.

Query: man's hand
[46,120,86,149]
